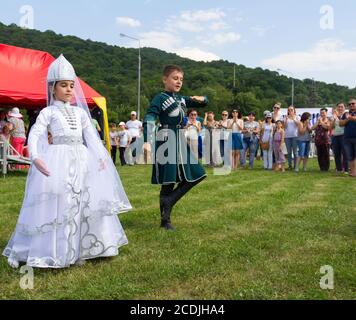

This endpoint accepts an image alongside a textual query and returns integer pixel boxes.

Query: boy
[143,65,208,231]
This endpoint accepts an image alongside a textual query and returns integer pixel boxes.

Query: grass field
[0,159,355,300]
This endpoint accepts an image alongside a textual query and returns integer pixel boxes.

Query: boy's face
[163,71,184,93]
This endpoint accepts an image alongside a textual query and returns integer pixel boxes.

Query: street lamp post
[120,33,141,120]
[277,68,295,106]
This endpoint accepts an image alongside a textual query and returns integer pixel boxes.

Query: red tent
[0,43,101,108]
[0,44,111,150]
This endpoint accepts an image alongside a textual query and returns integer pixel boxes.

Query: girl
[203,111,220,167]
[3,55,132,268]
[0,123,12,143]
[284,106,300,170]
[312,108,331,172]
[296,112,312,172]
[228,110,244,170]
[118,122,131,166]
[260,113,274,170]
[109,123,119,164]
[185,109,202,159]
[273,120,286,172]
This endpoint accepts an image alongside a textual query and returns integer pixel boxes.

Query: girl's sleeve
[28,108,50,161]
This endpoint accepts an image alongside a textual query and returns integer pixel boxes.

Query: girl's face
[276,122,283,129]
[163,71,184,93]
[208,113,214,120]
[110,126,116,132]
[248,114,255,122]
[119,125,125,130]
[54,81,75,102]
[337,104,345,114]
[288,107,295,115]
[320,110,327,118]
[2,125,10,135]
[189,112,197,120]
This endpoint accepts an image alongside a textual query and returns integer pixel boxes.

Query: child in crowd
[273,120,286,172]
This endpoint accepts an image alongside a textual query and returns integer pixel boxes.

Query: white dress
[3,101,132,268]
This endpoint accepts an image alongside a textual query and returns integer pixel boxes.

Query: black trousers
[119,147,127,166]
[331,135,348,172]
[111,146,117,164]
[316,144,330,171]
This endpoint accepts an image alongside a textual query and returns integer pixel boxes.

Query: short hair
[110,123,116,128]
[187,109,198,117]
[320,108,328,113]
[301,112,311,122]
[231,109,242,119]
[163,65,184,77]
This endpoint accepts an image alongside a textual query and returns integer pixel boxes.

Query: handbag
[260,141,270,150]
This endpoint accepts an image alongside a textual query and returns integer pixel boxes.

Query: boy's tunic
[144,92,208,185]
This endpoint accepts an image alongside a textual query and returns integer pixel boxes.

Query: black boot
[167,176,206,209]
[160,184,175,231]
[160,176,206,230]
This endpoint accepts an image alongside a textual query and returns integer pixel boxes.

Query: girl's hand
[33,159,50,177]
[143,142,151,153]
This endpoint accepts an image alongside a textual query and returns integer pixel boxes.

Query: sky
[1,0,356,88]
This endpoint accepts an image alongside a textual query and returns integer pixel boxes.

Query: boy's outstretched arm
[184,96,209,109]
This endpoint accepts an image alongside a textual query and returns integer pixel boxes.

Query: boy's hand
[191,96,205,103]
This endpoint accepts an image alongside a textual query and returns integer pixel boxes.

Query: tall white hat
[47,54,76,83]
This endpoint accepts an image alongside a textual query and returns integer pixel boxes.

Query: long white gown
[3,100,132,268]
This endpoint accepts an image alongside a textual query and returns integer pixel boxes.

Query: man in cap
[126,111,143,165]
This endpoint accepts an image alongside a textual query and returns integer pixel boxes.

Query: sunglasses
[274,107,280,109]
[222,114,228,116]
[349,103,356,106]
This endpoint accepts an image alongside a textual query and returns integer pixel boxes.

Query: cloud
[262,39,356,73]
[175,47,220,62]
[116,17,141,28]
[262,39,356,87]
[166,18,203,33]
[138,31,182,52]
[137,31,219,62]
[201,32,241,45]
[210,21,229,31]
[251,25,274,37]
[180,8,226,22]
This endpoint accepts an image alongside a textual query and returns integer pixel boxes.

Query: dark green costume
[144,92,208,185]
[143,91,208,230]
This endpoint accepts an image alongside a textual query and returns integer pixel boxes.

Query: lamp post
[277,68,295,106]
[120,33,141,120]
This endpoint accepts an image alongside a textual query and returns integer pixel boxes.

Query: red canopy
[0,43,102,109]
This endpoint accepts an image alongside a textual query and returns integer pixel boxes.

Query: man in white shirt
[126,111,143,165]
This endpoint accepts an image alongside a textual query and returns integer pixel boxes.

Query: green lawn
[0,160,355,300]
